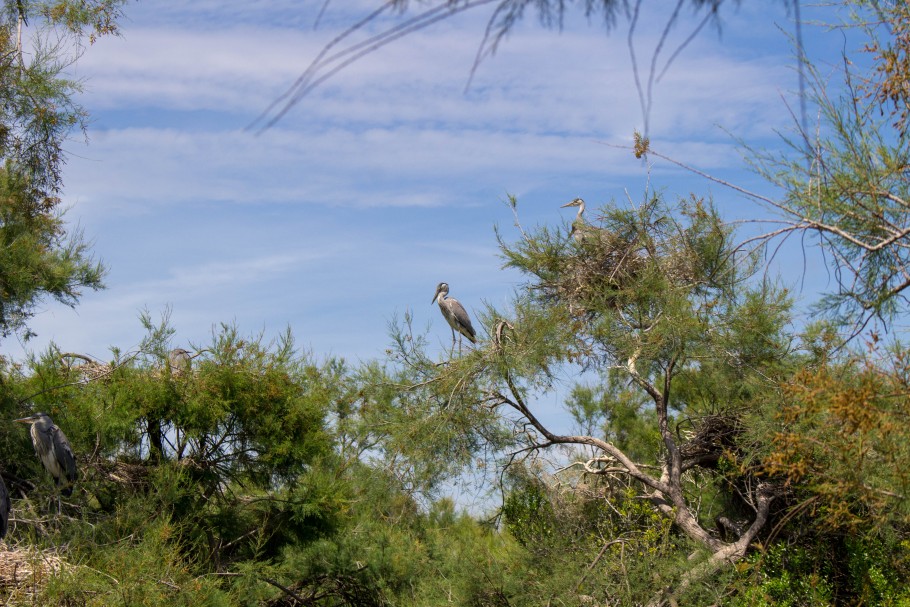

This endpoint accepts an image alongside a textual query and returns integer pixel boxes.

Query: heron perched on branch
[432,282,476,350]
[15,412,76,513]
[561,197,587,241]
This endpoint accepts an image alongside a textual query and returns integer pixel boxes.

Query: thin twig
[573,539,627,593]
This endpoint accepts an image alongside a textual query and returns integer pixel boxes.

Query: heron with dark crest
[561,197,587,241]
[15,412,76,513]
[432,282,476,350]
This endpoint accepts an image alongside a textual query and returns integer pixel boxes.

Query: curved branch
[626,351,681,489]
[647,482,777,607]
[493,371,669,494]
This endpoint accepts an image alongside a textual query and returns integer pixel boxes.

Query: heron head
[561,197,585,210]
[431,282,449,304]
[14,412,50,426]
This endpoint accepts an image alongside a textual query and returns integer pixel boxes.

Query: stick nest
[556,229,649,313]
[92,459,152,490]
[544,222,699,317]
[0,546,63,602]
[60,352,114,384]
[265,572,387,607]
[678,414,742,468]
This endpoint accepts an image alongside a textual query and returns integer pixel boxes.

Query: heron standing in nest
[168,347,192,377]
[561,197,588,241]
[432,282,477,351]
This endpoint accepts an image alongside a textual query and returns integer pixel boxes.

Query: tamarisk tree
[372,194,792,604]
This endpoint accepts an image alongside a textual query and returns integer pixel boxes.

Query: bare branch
[493,377,668,494]
[252,0,499,132]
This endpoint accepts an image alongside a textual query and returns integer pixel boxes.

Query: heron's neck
[575,203,585,220]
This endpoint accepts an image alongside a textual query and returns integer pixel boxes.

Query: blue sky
[2,0,847,370]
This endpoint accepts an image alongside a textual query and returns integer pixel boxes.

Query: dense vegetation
[2,0,910,605]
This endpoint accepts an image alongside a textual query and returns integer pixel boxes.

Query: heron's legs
[453,329,464,354]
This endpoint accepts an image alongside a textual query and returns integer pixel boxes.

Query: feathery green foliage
[5,2,910,606]
[0,0,125,341]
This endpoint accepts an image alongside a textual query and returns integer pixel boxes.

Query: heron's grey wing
[51,426,77,491]
[448,299,476,342]
[0,475,9,539]
[168,348,191,369]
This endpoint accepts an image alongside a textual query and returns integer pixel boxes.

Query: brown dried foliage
[763,351,910,530]
[864,3,910,136]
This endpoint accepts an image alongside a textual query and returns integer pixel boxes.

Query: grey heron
[561,197,587,241]
[432,282,476,350]
[0,474,9,539]
[15,412,77,512]
[168,347,192,376]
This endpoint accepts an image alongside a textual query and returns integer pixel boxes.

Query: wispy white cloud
[66,8,793,204]
[76,7,792,139]
[74,126,748,218]
[4,0,814,366]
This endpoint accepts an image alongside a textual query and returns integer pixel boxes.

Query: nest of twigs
[551,228,701,317]
[0,546,63,602]
[60,353,114,384]
[539,210,710,319]
[91,459,152,491]
[678,414,743,469]
[555,228,649,313]
[265,572,387,607]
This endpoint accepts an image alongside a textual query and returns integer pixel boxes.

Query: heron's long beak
[13,416,35,424]
[561,200,577,208]
[431,287,441,304]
